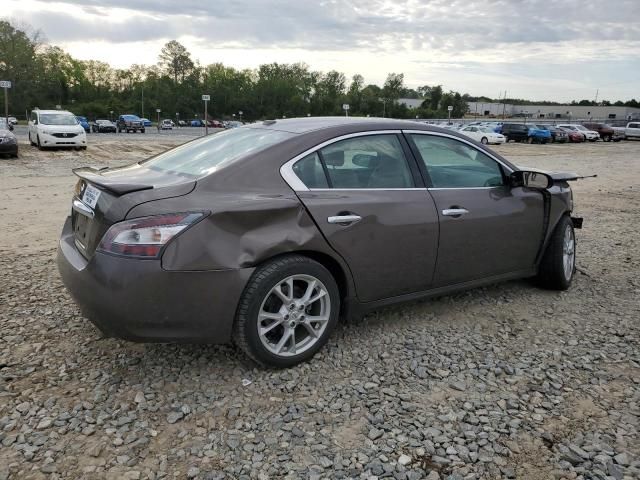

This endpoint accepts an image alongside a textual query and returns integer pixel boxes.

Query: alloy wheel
[257,274,330,357]
[562,225,575,281]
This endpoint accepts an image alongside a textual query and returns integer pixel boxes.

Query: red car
[559,127,585,143]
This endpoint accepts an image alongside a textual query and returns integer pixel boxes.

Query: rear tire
[233,255,340,368]
[527,136,534,144]
[141,128,145,133]
[480,137,488,145]
[536,215,575,290]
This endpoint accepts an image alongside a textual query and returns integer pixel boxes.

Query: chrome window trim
[402,129,514,174]
[280,130,407,192]
[305,188,428,192]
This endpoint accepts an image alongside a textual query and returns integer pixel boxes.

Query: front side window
[317,134,414,189]
[410,134,504,188]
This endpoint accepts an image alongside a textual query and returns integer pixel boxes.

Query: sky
[4,0,640,102]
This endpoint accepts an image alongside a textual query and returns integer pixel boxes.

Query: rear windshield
[39,113,78,125]
[143,127,295,177]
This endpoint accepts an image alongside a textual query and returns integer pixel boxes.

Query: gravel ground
[0,133,639,479]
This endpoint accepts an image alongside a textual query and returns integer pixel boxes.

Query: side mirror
[510,170,553,189]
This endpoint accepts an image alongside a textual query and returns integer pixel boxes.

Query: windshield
[39,113,78,125]
[123,115,140,120]
[76,116,88,122]
[143,127,295,177]
[97,120,110,124]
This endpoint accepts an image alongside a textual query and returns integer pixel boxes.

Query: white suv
[28,109,87,150]
[557,124,599,142]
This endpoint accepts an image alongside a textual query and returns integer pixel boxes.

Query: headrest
[352,154,379,168]
[323,150,344,167]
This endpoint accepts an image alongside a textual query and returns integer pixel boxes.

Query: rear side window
[144,127,295,177]
[318,134,414,189]
[410,134,504,188]
[292,153,328,188]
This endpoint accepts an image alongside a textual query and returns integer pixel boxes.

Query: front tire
[37,135,43,150]
[536,216,575,290]
[480,137,488,145]
[233,255,340,368]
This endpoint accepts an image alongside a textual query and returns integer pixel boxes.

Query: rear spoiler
[73,167,153,195]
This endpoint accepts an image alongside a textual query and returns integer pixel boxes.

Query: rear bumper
[57,216,254,343]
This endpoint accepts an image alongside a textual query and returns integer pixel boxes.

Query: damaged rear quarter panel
[150,190,332,270]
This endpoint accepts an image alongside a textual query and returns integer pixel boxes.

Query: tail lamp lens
[98,212,205,258]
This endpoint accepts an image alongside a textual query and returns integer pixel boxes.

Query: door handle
[442,208,469,217]
[327,214,362,225]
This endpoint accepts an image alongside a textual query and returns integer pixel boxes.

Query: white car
[459,125,506,145]
[160,119,174,130]
[557,124,599,142]
[28,109,87,150]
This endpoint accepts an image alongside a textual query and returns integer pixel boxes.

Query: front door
[287,132,439,302]
[407,132,545,287]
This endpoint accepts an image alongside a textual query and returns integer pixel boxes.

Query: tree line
[1,20,637,122]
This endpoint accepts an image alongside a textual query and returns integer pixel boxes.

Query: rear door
[406,131,544,287]
[283,131,439,302]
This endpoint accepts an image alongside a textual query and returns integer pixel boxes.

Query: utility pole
[202,94,210,136]
[595,88,599,104]
[0,80,11,128]
[502,90,507,120]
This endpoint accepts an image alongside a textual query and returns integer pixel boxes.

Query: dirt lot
[0,132,638,479]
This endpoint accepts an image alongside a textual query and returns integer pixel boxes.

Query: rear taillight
[97,212,205,258]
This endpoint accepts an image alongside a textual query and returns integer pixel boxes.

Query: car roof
[36,110,73,114]
[245,116,439,134]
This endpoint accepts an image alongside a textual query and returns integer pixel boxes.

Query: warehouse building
[398,98,640,122]
[465,102,640,121]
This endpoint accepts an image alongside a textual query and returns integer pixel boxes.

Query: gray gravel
[0,138,639,479]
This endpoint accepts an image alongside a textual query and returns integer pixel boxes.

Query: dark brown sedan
[58,118,582,367]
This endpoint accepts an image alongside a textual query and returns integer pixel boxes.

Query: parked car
[160,119,174,130]
[178,120,187,127]
[501,123,529,142]
[8,116,18,126]
[557,127,585,143]
[76,116,91,133]
[190,119,204,127]
[91,119,117,133]
[581,123,617,142]
[0,117,14,131]
[621,121,640,140]
[537,125,568,143]
[140,118,152,127]
[28,109,87,150]
[0,124,18,157]
[210,120,224,128]
[58,118,582,367]
[527,125,552,144]
[458,125,506,144]
[117,115,145,133]
[557,124,599,142]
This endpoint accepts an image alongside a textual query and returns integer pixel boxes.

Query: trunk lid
[71,163,196,258]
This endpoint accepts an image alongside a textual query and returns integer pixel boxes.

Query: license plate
[82,184,101,208]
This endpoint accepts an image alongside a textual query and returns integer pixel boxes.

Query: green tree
[158,40,194,84]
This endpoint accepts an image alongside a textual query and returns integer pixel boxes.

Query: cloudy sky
[5,0,640,101]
